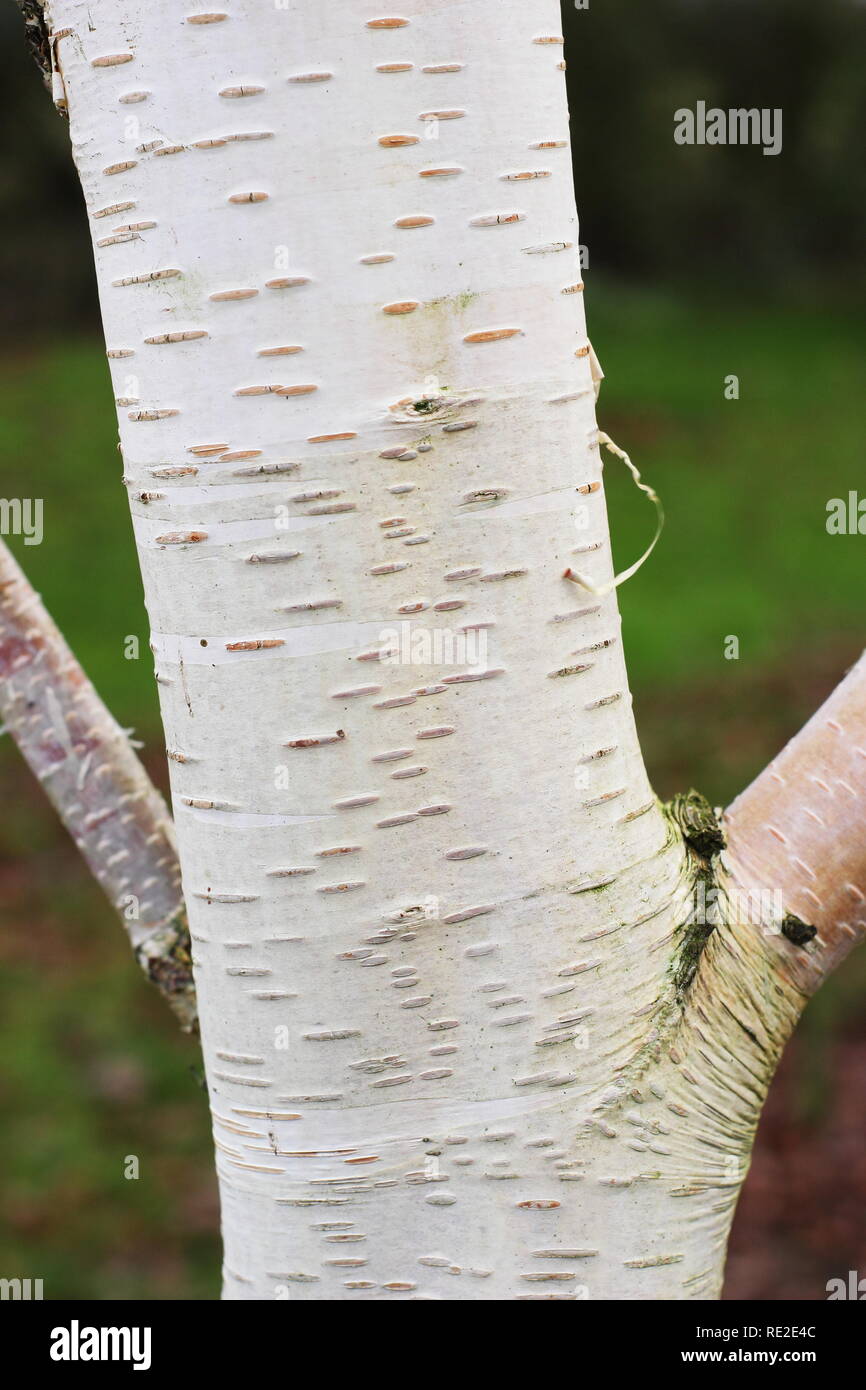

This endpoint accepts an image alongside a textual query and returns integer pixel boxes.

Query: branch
[724,651,866,996]
[0,539,197,1031]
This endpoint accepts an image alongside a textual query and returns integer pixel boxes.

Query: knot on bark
[669,789,726,859]
[666,789,726,998]
[135,913,198,1034]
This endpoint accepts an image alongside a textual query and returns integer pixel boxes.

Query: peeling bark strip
[0,541,196,1032]
[39,0,860,1301]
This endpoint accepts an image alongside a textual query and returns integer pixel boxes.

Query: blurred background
[0,0,864,1299]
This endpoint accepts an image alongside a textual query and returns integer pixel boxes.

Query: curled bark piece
[0,539,196,1032]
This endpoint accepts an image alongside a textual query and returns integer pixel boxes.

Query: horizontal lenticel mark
[225,639,286,651]
[463,328,522,344]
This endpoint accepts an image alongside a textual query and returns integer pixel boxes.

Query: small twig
[0,539,197,1032]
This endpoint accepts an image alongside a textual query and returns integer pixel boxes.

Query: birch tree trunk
[38,0,866,1300]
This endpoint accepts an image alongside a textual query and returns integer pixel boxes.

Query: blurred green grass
[591,281,864,804]
[0,344,159,737]
[0,284,863,1298]
[0,797,218,1299]
[593,283,864,694]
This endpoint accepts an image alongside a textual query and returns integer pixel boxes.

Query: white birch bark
[39,0,854,1300]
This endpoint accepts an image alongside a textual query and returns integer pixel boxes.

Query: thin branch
[0,539,197,1031]
[724,651,866,995]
